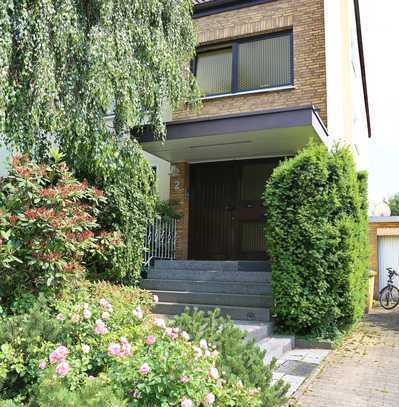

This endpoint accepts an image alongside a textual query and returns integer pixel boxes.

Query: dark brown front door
[189,158,279,260]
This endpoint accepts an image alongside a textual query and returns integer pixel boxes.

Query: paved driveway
[293,307,399,407]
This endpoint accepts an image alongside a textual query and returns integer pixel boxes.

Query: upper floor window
[194,31,293,97]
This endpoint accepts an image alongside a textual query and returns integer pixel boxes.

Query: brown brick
[169,162,190,260]
[174,0,327,125]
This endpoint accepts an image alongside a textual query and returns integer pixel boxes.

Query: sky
[361,1,399,202]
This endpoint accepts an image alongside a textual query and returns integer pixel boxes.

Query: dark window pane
[238,34,292,91]
[240,162,276,201]
[196,48,232,95]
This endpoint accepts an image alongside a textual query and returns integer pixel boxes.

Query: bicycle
[379,267,399,310]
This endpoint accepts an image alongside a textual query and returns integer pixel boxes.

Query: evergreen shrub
[174,309,288,407]
[263,144,369,337]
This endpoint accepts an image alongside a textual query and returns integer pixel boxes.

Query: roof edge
[193,0,277,18]
[354,0,372,138]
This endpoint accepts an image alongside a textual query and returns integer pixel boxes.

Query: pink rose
[181,331,190,341]
[83,308,92,319]
[99,298,113,311]
[153,317,166,329]
[139,363,151,375]
[146,335,156,346]
[107,342,122,357]
[94,319,108,335]
[49,346,69,364]
[121,342,132,357]
[81,344,90,354]
[133,307,143,320]
[38,360,47,369]
[181,398,193,407]
[102,311,110,320]
[179,375,189,384]
[120,336,129,344]
[55,361,70,376]
[166,328,178,340]
[204,393,215,405]
[209,367,219,380]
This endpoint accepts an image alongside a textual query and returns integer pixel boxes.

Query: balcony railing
[144,218,177,267]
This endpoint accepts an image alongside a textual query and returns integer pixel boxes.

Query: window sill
[201,85,295,101]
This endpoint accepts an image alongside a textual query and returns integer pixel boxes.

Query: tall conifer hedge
[263,144,369,337]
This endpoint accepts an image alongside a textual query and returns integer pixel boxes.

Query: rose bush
[0,154,122,308]
[0,282,262,406]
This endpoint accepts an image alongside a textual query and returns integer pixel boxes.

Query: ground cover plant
[263,144,369,338]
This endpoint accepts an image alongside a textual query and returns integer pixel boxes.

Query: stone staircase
[142,260,295,362]
[143,260,273,322]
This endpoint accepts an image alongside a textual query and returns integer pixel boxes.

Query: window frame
[193,30,294,97]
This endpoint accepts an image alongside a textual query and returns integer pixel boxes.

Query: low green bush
[173,309,288,407]
[0,283,262,406]
[263,144,369,337]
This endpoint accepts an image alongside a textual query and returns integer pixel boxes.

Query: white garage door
[378,236,399,289]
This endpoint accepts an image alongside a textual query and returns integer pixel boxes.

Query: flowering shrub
[0,282,262,406]
[0,155,122,307]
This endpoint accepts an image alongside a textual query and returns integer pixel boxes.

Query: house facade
[137,0,371,262]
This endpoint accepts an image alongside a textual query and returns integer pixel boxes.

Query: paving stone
[293,307,399,407]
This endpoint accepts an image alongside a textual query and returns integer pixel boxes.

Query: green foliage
[0,0,199,152]
[156,199,182,221]
[263,144,369,337]
[0,0,199,285]
[34,375,126,407]
[83,139,157,284]
[388,193,399,216]
[173,309,288,407]
[0,283,260,406]
[0,155,122,308]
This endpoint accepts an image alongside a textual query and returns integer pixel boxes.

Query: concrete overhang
[134,106,329,163]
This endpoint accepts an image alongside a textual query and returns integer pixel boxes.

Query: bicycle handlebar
[386,267,399,276]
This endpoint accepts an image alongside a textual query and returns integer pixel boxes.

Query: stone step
[147,269,271,283]
[235,320,274,342]
[153,302,270,322]
[154,260,271,272]
[258,336,295,365]
[150,290,272,308]
[142,279,272,295]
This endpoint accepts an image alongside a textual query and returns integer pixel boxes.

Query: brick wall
[174,0,327,124]
[170,162,190,260]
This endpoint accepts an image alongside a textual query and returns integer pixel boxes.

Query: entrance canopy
[134,105,329,163]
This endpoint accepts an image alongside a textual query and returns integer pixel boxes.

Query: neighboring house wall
[143,151,171,201]
[174,0,328,126]
[0,144,10,177]
[324,0,369,169]
[369,217,399,297]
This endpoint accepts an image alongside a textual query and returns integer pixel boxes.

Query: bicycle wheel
[379,286,399,310]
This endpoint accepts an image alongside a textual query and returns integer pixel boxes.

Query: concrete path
[292,307,399,407]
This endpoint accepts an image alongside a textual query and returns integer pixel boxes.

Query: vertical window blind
[195,31,293,96]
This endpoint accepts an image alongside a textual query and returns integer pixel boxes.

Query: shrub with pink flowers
[0,154,122,308]
[0,281,262,406]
